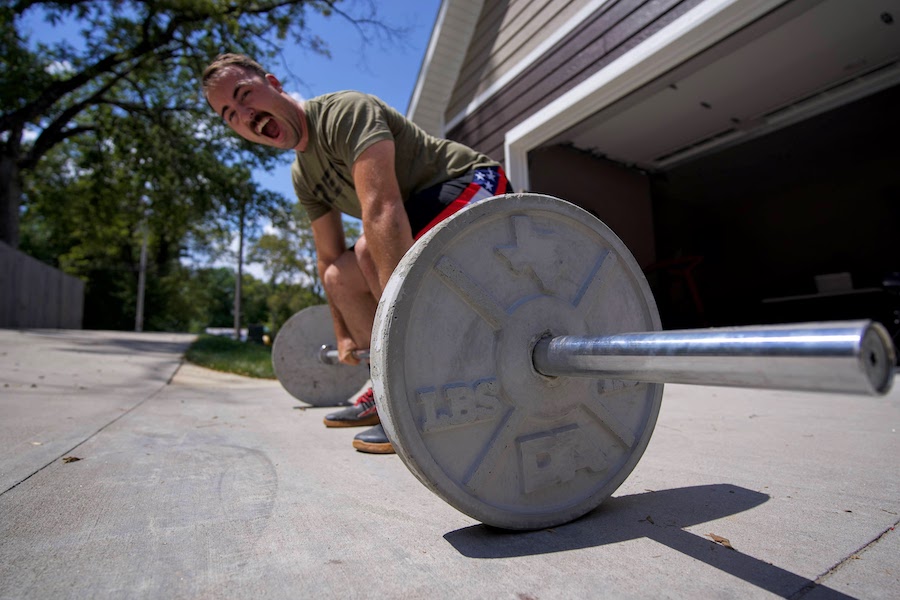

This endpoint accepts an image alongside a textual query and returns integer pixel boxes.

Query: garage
[523,0,899,338]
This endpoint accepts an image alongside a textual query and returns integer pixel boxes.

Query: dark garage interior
[648,82,899,336]
[529,83,899,349]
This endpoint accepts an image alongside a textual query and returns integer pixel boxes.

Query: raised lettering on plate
[517,424,609,494]
[416,378,501,433]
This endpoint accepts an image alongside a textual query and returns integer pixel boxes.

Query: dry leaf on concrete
[62,456,81,463]
[707,533,734,550]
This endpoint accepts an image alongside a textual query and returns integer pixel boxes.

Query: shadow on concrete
[444,484,853,599]
[51,336,195,356]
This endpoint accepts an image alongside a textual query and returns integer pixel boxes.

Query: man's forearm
[351,140,413,296]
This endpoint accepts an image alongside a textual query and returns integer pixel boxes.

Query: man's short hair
[202,53,267,95]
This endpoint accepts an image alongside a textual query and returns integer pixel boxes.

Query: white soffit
[406,0,485,136]
[559,0,900,170]
[504,0,792,189]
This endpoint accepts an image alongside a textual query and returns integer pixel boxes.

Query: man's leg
[320,249,384,434]
[321,248,377,353]
[327,169,514,453]
[346,170,514,454]
[330,236,396,452]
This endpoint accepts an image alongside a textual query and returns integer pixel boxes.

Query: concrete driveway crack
[0,361,184,497]
[789,519,900,599]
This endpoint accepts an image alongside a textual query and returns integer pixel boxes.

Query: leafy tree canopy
[4,0,399,331]
[1,0,399,246]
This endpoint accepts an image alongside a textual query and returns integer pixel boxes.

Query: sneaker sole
[352,439,395,454]
[323,414,380,428]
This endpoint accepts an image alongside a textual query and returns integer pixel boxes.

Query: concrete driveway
[1,328,897,599]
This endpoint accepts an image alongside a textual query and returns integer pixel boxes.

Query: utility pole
[233,199,245,341]
[135,199,149,332]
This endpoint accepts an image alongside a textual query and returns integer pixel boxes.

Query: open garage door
[528,0,899,341]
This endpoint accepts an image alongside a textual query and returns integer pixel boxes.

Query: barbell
[279,193,897,530]
[319,322,890,394]
[271,304,370,406]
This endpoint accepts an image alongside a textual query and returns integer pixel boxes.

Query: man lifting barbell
[202,53,514,453]
[200,54,896,524]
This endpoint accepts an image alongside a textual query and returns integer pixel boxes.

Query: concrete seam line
[788,519,900,600]
[0,381,173,497]
[167,358,186,385]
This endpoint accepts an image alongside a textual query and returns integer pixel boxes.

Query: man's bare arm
[351,139,414,296]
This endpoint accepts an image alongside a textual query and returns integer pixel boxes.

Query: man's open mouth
[254,115,279,139]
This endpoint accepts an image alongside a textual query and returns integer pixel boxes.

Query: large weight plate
[272,305,370,406]
[372,193,663,530]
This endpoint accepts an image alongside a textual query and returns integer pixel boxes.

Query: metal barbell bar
[271,194,898,529]
[532,320,894,395]
[318,344,371,365]
[314,320,894,395]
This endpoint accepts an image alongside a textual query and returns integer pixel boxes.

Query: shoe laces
[354,388,375,407]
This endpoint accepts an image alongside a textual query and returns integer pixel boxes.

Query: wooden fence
[0,241,84,329]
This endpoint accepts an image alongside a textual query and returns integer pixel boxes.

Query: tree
[247,204,361,335]
[1,0,400,248]
[209,173,289,339]
[249,203,319,292]
[7,0,402,333]
[248,202,360,295]
[17,99,242,329]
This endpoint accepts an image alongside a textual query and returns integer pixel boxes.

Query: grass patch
[185,334,275,379]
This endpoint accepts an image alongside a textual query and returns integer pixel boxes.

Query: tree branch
[21,68,126,167]
[19,125,96,171]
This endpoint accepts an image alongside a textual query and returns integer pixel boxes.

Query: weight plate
[372,193,663,530]
[272,305,370,406]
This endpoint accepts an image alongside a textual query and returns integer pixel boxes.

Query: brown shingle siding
[447,0,705,163]
[449,0,587,117]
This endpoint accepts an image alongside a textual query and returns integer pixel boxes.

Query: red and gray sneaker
[323,387,379,428]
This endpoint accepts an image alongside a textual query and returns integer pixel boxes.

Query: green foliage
[247,202,360,296]
[241,274,272,325]
[3,0,398,180]
[179,267,236,330]
[248,202,319,290]
[266,283,324,337]
[185,333,275,379]
[4,0,399,334]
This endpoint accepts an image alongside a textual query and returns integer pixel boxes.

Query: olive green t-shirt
[291,91,499,222]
